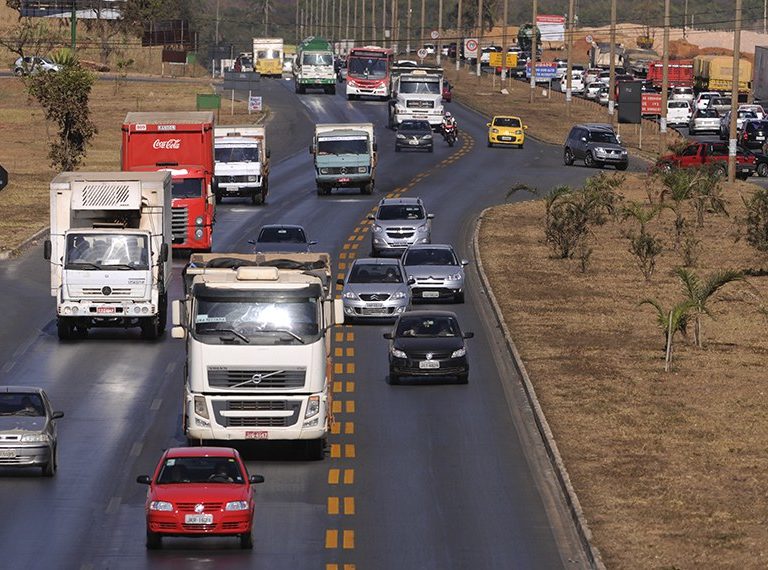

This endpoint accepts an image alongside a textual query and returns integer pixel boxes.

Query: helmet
[444,112,452,118]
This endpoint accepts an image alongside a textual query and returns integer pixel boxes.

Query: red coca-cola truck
[122,111,216,252]
[647,59,694,89]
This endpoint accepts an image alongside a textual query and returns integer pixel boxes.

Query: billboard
[536,15,565,42]
[20,0,123,19]
[143,20,192,47]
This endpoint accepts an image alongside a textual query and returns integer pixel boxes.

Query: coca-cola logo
[152,138,181,150]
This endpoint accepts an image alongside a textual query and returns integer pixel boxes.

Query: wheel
[14,68,24,76]
[757,163,768,177]
[305,437,326,460]
[146,529,162,550]
[214,192,222,204]
[140,316,161,340]
[564,148,574,165]
[240,532,254,549]
[395,145,401,152]
[251,191,263,205]
[448,138,454,147]
[42,446,56,477]
[454,291,465,303]
[157,293,167,335]
[329,85,336,95]
[428,145,434,153]
[388,371,400,385]
[56,318,73,341]
[714,164,727,178]
[584,152,595,168]
[457,373,469,384]
[616,163,628,171]
[487,139,492,147]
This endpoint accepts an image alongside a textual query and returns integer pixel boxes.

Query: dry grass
[0,77,264,253]
[479,172,768,568]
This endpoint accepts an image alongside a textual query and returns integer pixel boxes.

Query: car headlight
[305,395,320,419]
[21,433,50,442]
[195,216,204,225]
[320,167,329,174]
[342,290,357,299]
[422,134,432,140]
[373,224,382,233]
[396,134,406,139]
[451,347,466,358]
[391,347,407,359]
[225,501,250,511]
[514,130,523,135]
[357,166,367,173]
[445,272,463,281]
[247,175,257,182]
[149,501,173,511]
[491,128,499,134]
[194,395,209,420]
[416,224,429,233]
[392,291,407,299]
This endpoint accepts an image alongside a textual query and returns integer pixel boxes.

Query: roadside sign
[248,95,263,112]
[464,38,479,59]
[641,92,663,115]
[417,48,428,59]
[431,30,439,40]
[0,164,7,191]
[525,62,558,79]
[585,34,593,44]
[222,71,261,91]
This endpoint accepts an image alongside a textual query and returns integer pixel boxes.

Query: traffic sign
[525,62,558,79]
[464,38,479,59]
[417,48,428,59]
[248,95,263,112]
[585,34,593,44]
[430,30,439,40]
[0,165,7,192]
[641,93,663,115]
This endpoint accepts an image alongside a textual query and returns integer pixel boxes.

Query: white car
[584,68,602,84]
[598,70,612,85]
[695,91,720,111]
[738,104,766,120]
[422,44,435,55]
[597,85,610,106]
[585,81,603,99]
[688,108,720,134]
[670,86,695,103]
[667,100,692,126]
[13,56,60,76]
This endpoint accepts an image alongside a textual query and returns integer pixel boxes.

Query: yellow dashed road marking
[325,529,338,548]
[343,530,355,549]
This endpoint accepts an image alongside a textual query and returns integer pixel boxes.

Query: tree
[658,167,698,248]
[623,201,663,281]
[0,19,63,60]
[641,298,694,372]
[675,267,743,348]
[26,63,97,172]
[744,187,768,255]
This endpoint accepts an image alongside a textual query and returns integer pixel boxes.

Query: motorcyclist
[441,111,457,134]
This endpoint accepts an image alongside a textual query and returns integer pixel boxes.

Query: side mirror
[308,240,318,246]
[309,144,314,155]
[581,137,587,142]
[160,243,169,263]
[373,142,378,152]
[247,239,256,245]
[51,411,64,420]
[367,214,375,220]
[336,278,345,285]
[427,213,435,219]
[136,475,151,485]
[172,300,184,327]
[486,122,491,127]
[461,259,469,266]
[249,474,265,484]
[43,239,52,260]
[463,332,475,339]
[383,332,393,340]
[266,148,271,159]
[524,125,529,130]
[171,326,187,339]
[333,298,345,325]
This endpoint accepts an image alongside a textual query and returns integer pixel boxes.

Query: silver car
[401,244,468,303]
[0,387,63,476]
[369,197,433,257]
[339,258,412,320]
[689,108,720,135]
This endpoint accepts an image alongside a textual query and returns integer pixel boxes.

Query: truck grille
[323,166,362,175]
[207,367,306,389]
[217,175,253,183]
[80,287,133,297]
[171,207,188,242]
[211,400,302,428]
[406,100,434,109]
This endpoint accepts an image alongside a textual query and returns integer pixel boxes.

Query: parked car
[136,447,265,550]
[487,115,527,148]
[401,243,468,303]
[395,120,434,153]
[666,100,692,127]
[688,108,720,135]
[719,109,759,140]
[248,224,316,253]
[584,67,602,85]
[13,56,60,76]
[739,119,768,150]
[0,387,63,477]
[442,80,452,102]
[670,86,695,103]
[695,91,721,111]
[742,149,768,177]
[422,44,436,55]
[563,123,629,170]
[369,197,434,257]
[597,85,610,106]
[383,310,473,384]
[338,257,412,320]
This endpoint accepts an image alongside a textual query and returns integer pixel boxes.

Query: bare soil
[479,172,768,568]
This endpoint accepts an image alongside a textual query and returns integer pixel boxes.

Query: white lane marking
[130,442,143,457]
[150,398,162,411]
[164,362,176,376]
[1,360,15,372]
[105,496,121,514]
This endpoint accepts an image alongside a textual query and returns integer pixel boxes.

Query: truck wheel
[361,182,373,195]
[251,192,263,205]
[305,437,326,460]
[758,163,768,177]
[57,318,73,341]
[140,316,161,340]
[157,294,168,335]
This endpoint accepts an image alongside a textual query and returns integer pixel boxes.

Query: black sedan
[383,310,473,384]
[248,224,317,253]
[395,120,434,153]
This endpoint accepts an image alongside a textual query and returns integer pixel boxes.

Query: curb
[0,226,48,261]
[472,209,606,570]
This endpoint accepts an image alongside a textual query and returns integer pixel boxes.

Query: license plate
[246,431,268,440]
[184,514,213,524]
[366,302,384,308]
[422,291,440,298]
[96,306,116,314]
[419,360,440,369]
[500,136,511,141]
[227,187,240,193]
[0,449,16,458]
[409,140,419,145]
[758,136,765,140]
[338,177,350,183]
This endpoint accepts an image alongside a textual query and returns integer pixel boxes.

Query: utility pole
[529,0,537,101]
[566,0,574,115]
[660,0,670,152]
[683,0,688,38]
[371,0,376,44]
[420,0,425,52]
[346,0,350,40]
[70,0,77,51]
[361,0,366,44]
[354,0,359,42]
[382,0,387,47]
[333,0,338,44]
[729,0,742,183]
[608,0,616,117]
[392,0,398,52]
[501,0,508,81]
[476,0,482,76]
[406,0,412,54]
[265,0,269,36]
[438,0,443,65]
[456,0,462,71]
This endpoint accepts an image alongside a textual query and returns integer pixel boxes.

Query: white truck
[388,68,445,129]
[44,171,172,340]
[312,122,377,195]
[253,38,284,78]
[213,126,270,205]
[172,252,344,459]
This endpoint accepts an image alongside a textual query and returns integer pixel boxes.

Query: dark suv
[740,120,768,150]
[564,123,629,170]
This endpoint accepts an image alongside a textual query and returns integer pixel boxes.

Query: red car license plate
[246,431,268,440]
[96,306,116,314]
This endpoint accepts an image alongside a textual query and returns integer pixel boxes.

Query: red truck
[655,141,756,179]
[122,111,216,252]
[647,59,694,89]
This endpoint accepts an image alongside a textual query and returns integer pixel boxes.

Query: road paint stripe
[343,530,355,549]
[334,347,343,357]
[346,381,355,393]
[332,381,342,393]
[328,469,340,484]
[351,243,360,250]
[345,444,356,458]
[346,332,354,341]
[150,398,162,411]
[1,360,15,373]
[345,421,355,435]
[335,331,343,342]
[344,497,355,515]
[325,530,339,548]
[343,469,355,484]
[328,497,340,515]
[129,442,143,457]
[105,496,121,514]
[338,262,346,270]
[330,444,341,458]
[332,400,342,414]
[334,363,343,374]
[345,363,355,374]
[331,422,341,434]
[345,400,355,413]
[164,361,176,375]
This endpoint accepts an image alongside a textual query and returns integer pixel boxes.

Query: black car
[742,149,768,177]
[740,120,768,150]
[248,224,317,252]
[395,120,434,153]
[383,310,473,384]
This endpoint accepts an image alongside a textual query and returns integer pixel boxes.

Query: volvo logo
[250,373,264,384]
[426,353,434,360]
[101,286,112,296]
[194,503,205,513]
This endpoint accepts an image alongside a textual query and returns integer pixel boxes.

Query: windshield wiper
[200,327,250,343]
[261,328,305,344]
[101,264,138,270]
[66,262,101,270]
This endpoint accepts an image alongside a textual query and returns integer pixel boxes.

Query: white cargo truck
[213,126,270,205]
[44,171,172,340]
[388,68,445,129]
[172,252,344,459]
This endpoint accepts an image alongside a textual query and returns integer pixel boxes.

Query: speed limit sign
[417,48,428,59]
[430,30,439,40]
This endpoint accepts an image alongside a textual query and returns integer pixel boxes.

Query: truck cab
[294,37,336,94]
[213,127,270,206]
[311,123,376,196]
[389,69,444,129]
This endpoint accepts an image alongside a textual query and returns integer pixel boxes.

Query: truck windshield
[215,146,260,162]
[172,178,204,198]
[65,233,149,270]
[399,81,440,94]
[348,57,387,79]
[194,296,319,344]
[303,53,333,66]
[257,49,281,59]
[317,137,368,155]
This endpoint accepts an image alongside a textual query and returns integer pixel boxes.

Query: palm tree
[675,268,744,348]
[641,298,694,372]
[659,168,698,248]
[622,200,662,234]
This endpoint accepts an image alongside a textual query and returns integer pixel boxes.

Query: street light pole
[501,0,508,81]
[438,0,443,65]
[660,0,670,152]
[608,0,616,117]
[406,0,412,54]
[475,0,482,77]
[566,0,574,116]
[456,0,462,71]
[420,0,425,53]
[529,0,537,101]
[729,0,743,183]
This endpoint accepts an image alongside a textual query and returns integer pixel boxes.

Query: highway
[0,76,645,569]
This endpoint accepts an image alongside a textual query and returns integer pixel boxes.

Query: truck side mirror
[373,142,378,152]
[309,144,314,155]
[43,239,52,260]
[427,213,435,219]
[333,298,345,326]
[172,299,184,327]
[171,326,187,339]
[266,148,271,159]
[160,243,169,263]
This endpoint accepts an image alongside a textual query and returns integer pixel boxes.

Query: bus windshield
[348,57,388,79]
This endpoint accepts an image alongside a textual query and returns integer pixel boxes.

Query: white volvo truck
[172,252,344,459]
[44,171,172,340]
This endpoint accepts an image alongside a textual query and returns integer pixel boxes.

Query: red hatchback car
[137,446,264,549]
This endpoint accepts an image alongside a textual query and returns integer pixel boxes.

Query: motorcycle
[441,122,458,147]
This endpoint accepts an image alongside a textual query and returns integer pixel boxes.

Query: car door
[677,144,701,168]
[572,128,588,160]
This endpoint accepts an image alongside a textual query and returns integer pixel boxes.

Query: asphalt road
[0,76,647,569]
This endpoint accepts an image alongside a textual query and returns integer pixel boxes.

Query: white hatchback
[667,100,692,126]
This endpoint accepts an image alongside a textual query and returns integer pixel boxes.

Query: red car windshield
[157,456,245,484]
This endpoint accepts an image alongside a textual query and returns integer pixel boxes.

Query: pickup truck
[655,141,756,179]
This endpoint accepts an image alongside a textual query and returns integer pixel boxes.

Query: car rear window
[747,121,768,131]
[698,109,719,118]
[258,227,306,243]
[669,101,689,109]
[403,248,456,266]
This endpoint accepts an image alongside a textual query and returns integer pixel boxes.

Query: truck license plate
[338,177,350,183]
[184,514,213,524]
[246,431,268,440]
[419,360,440,369]
[96,306,116,314]
[0,449,16,458]
[758,136,765,140]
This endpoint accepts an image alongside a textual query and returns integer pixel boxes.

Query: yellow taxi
[487,115,527,148]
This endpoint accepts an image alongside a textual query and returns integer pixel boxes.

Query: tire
[457,373,469,384]
[487,139,492,147]
[714,164,727,178]
[395,145,401,152]
[157,293,168,336]
[758,163,768,177]
[240,532,254,549]
[616,163,628,171]
[251,191,263,205]
[584,152,595,168]
[454,291,465,303]
[42,446,56,477]
[388,371,400,385]
[56,318,73,341]
[146,529,162,550]
[14,68,24,76]
[329,85,336,95]
[564,148,574,165]
[140,316,161,340]
[306,437,326,460]
[428,145,434,153]
[448,138,454,147]
[361,182,373,195]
